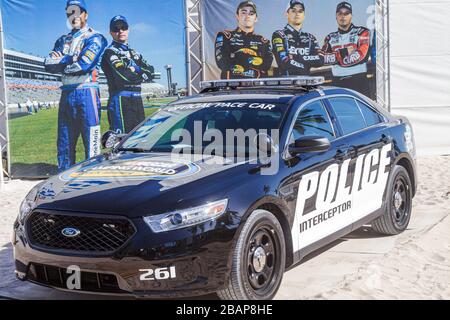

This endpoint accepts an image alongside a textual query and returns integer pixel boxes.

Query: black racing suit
[101,41,155,134]
[215,28,273,79]
[272,24,324,76]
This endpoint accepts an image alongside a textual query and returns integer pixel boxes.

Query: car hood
[35,152,258,217]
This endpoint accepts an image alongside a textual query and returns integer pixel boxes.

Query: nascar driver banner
[0,0,185,178]
[202,0,376,99]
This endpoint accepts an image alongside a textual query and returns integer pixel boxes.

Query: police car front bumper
[12,214,239,298]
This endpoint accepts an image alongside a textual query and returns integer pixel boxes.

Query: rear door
[326,96,393,226]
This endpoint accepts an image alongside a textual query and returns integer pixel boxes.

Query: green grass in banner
[8,98,175,166]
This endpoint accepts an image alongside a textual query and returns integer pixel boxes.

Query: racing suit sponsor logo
[236,48,258,56]
[240,70,256,77]
[113,61,125,68]
[248,56,263,66]
[324,53,336,64]
[303,55,321,61]
[343,51,362,65]
[89,125,101,158]
[84,50,95,62]
[273,38,283,44]
[291,144,392,251]
[230,38,244,45]
[81,56,92,64]
[290,60,304,68]
[233,65,245,74]
[289,47,310,55]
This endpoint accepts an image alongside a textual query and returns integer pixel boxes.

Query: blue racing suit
[45,26,107,171]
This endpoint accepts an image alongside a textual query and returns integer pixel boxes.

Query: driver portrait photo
[322,1,372,96]
[272,0,324,76]
[214,1,273,79]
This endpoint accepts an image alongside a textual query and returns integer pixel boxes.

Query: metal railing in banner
[0,9,11,180]
[375,0,391,111]
[184,0,391,111]
[0,142,4,188]
[185,0,205,96]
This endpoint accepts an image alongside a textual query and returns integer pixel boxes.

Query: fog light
[15,271,27,280]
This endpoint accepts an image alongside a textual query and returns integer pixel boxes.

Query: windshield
[120,101,287,158]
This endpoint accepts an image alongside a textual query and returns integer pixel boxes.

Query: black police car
[13,77,417,300]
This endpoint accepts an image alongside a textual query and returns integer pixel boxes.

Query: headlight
[144,199,228,233]
[18,182,43,224]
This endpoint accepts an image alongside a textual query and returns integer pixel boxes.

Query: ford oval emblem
[61,227,81,238]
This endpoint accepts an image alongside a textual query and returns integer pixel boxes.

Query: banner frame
[0,8,11,179]
[185,0,205,96]
[375,0,391,111]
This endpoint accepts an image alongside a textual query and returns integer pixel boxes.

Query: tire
[371,165,413,235]
[217,209,286,300]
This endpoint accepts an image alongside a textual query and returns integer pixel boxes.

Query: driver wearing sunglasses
[101,15,156,134]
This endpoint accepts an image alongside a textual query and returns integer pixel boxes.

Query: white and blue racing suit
[45,26,107,171]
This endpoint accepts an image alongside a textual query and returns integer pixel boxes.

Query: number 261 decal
[139,266,176,281]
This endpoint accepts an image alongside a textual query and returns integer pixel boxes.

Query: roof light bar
[200,76,325,90]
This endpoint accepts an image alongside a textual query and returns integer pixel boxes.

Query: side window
[291,100,335,142]
[329,97,366,135]
[356,100,383,127]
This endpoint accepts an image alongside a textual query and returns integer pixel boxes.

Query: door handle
[334,149,348,162]
[347,146,357,158]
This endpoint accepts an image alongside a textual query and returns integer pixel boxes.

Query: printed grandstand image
[5,49,169,178]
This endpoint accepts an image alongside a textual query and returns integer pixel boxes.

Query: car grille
[27,211,136,255]
[28,263,126,294]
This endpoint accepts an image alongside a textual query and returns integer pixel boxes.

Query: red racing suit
[322,24,371,78]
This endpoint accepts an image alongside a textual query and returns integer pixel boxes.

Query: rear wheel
[372,165,413,235]
[217,210,285,300]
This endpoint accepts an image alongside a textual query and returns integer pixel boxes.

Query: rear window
[328,97,366,135]
[356,100,383,126]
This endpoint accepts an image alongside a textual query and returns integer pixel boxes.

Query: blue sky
[1,0,186,87]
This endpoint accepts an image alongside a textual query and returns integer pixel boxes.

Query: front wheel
[217,210,286,300]
[371,165,413,235]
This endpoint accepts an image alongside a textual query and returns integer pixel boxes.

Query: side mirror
[101,131,126,149]
[288,136,331,156]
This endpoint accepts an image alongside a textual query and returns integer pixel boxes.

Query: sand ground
[0,156,449,300]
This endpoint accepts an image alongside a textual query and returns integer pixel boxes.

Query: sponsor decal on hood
[59,157,201,181]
